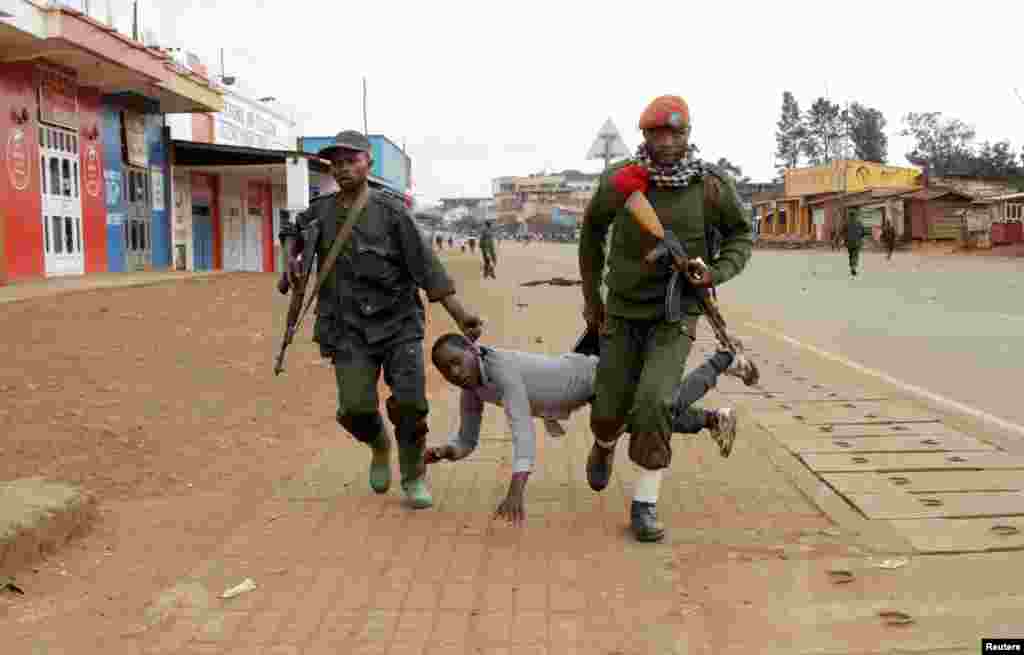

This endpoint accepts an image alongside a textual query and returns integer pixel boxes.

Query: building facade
[167,75,307,273]
[492,170,600,234]
[0,0,222,285]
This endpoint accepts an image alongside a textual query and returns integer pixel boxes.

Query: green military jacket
[280,188,454,350]
[846,215,868,247]
[579,162,753,321]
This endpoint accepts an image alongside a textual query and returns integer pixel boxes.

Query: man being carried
[424,331,758,525]
[579,95,754,541]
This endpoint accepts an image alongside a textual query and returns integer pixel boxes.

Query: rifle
[274,220,320,376]
[623,191,748,358]
[273,185,370,376]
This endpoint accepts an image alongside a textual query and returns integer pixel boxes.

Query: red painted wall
[191,113,214,143]
[211,174,222,270]
[254,181,274,273]
[0,62,44,280]
[77,86,107,273]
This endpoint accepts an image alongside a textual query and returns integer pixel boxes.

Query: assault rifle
[274,220,320,376]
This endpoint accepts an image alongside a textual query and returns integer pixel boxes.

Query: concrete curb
[0,478,99,577]
[0,271,231,305]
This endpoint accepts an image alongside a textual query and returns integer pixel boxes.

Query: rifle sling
[295,185,370,329]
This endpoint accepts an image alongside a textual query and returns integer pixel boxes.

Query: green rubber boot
[398,442,432,509]
[368,431,392,494]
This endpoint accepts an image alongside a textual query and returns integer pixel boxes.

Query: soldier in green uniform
[578,95,753,542]
[846,210,868,276]
[881,218,896,261]
[279,130,483,509]
[479,219,498,279]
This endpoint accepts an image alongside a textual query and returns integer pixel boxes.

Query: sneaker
[709,408,737,458]
[401,477,434,509]
[724,352,759,386]
[630,501,665,542]
[368,433,392,494]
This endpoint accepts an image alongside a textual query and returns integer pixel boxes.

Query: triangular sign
[586,118,629,160]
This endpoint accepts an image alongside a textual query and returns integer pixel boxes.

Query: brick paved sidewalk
[7,246,1018,655]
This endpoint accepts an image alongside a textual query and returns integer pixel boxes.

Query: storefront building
[166,76,309,273]
[0,1,223,284]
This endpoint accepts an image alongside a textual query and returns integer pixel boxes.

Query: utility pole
[132,0,139,41]
[364,77,372,136]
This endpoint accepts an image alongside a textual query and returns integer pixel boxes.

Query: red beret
[610,164,649,197]
[638,95,690,130]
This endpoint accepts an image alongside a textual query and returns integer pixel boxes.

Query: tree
[845,103,888,163]
[774,91,804,173]
[802,98,844,165]
[974,140,1019,177]
[714,157,750,183]
[900,112,977,175]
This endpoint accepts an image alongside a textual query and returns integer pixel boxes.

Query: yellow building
[755,160,921,240]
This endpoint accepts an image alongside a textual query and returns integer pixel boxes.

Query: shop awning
[0,4,222,113]
[172,140,329,173]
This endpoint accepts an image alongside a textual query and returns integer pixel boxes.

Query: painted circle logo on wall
[85,145,101,197]
[6,127,30,191]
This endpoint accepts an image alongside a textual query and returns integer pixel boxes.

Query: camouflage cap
[638,96,690,131]
[317,130,371,160]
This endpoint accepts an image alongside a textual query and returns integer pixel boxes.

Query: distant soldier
[881,219,897,260]
[468,237,477,254]
[435,234,444,250]
[846,211,868,276]
[480,219,498,279]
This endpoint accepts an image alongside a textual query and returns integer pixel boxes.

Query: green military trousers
[848,245,861,272]
[590,314,702,470]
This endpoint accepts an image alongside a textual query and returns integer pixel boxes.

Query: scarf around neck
[633,143,709,190]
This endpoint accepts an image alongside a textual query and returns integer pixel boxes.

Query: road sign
[586,118,629,165]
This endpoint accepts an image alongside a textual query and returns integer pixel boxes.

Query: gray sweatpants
[668,350,733,433]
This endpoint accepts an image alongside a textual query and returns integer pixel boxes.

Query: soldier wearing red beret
[578,95,754,542]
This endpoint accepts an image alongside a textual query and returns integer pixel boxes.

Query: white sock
[633,467,663,504]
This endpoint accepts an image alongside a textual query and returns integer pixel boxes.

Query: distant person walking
[846,212,868,276]
[881,219,896,260]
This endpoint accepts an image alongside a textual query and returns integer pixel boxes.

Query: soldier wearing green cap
[578,97,754,542]
[279,130,484,509]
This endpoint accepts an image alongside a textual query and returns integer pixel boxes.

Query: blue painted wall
[145,114,170,268]
[100,103,126,272]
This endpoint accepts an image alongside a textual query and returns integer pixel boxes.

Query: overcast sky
[139,0,1021,204]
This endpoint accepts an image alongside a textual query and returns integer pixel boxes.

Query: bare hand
[583,299,606,333]
[494,475,528,526]
[424,445,455,465]
[457,312,484,342]
[494,490,526,526]
[287,254,303,286]
[686,257,714,288]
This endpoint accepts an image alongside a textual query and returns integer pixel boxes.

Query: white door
[223,206,243,270]
[243,204,262,271]
[39,126,84,277]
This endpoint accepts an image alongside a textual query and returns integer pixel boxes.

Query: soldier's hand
[686,258,714,288]
[583,298,606,333]
[287,254,303,286]
[457,311,484,342]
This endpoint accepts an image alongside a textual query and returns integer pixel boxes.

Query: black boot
[630,501,665,542]
[586,443,615,492]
